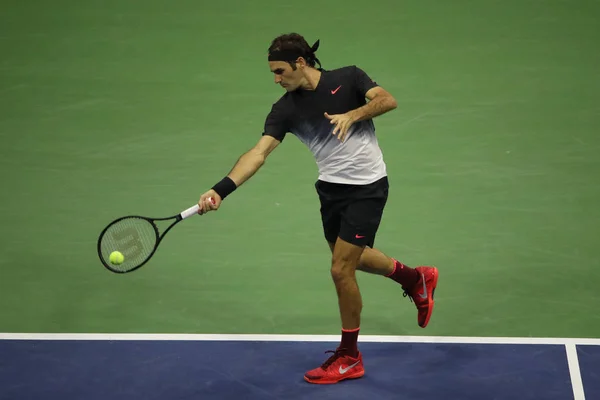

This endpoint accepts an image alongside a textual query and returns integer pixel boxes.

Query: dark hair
[268,33,320,69]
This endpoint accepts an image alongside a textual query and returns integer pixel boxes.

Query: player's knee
[330,254,358,283]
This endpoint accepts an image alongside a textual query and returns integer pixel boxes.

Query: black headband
[268,40,322,68]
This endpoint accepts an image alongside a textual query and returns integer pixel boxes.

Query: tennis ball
[109,251,124,265]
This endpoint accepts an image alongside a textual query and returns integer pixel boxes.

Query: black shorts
[315,176,389,248]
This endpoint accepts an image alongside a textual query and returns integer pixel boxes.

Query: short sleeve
[262,100,290,142]
[354,66,379,97]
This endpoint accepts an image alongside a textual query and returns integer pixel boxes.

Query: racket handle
[180,205,200,219]
[180,198,215,219]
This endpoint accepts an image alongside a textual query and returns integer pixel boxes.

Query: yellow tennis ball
[109,251,124,265]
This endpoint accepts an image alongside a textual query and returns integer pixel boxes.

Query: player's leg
[306,181,387,385]
[322,177,416,281]
[304,237,365,384]
[328,241,392,274]
[328,241,422,290]
[360,247,420,288]
[327,242,397,277]
[330,237,364,341]
[314,180,364,351]
[314,181,366,334]
[329,242,415,283]
[357,246,395,275]
[358,178,439,329]
[305,181,365,384]
[360,245,439,328]
[328,177,439,328]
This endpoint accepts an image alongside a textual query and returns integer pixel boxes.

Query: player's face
[269,61,303,92]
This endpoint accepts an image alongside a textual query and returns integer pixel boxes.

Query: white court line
[566,343,586,400]
[0,333,599,345]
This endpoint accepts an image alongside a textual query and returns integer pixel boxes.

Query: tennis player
[198,33,439,384]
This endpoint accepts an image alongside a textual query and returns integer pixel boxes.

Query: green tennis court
[1,1,599,398]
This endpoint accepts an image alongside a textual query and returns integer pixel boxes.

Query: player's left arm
[325,67,397,141]
[349,86,398,123]
[325,86,397,141]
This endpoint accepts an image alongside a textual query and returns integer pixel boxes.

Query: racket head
[97,216,160,273]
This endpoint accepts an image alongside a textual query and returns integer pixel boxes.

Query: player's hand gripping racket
[97,200,213,273]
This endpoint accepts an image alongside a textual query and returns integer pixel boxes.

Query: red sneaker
[304,349,364,384]
[403,266,439,328]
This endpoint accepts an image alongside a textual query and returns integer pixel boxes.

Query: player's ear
[296,57,307,69]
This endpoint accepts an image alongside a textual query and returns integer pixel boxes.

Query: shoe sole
[420,266,438,328]
[304,370,365,384]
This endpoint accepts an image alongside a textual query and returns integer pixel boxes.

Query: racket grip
[180,205,200,219]
[180,198,215,219]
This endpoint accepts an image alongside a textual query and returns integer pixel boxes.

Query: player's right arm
[228,134,280,186]
[198,135,281,213]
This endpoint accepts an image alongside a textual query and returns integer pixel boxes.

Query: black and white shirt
[262,65,387,185]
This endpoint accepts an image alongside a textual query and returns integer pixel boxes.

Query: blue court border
[0,334,597,400]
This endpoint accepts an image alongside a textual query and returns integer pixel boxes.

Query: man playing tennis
[198,33,439,385]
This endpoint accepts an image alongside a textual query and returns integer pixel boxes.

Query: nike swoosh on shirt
[331,85,342,94]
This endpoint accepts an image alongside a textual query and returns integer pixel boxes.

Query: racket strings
[99,217,158,272]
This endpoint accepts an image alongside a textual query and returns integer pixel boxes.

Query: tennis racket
[97,200,212,273]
